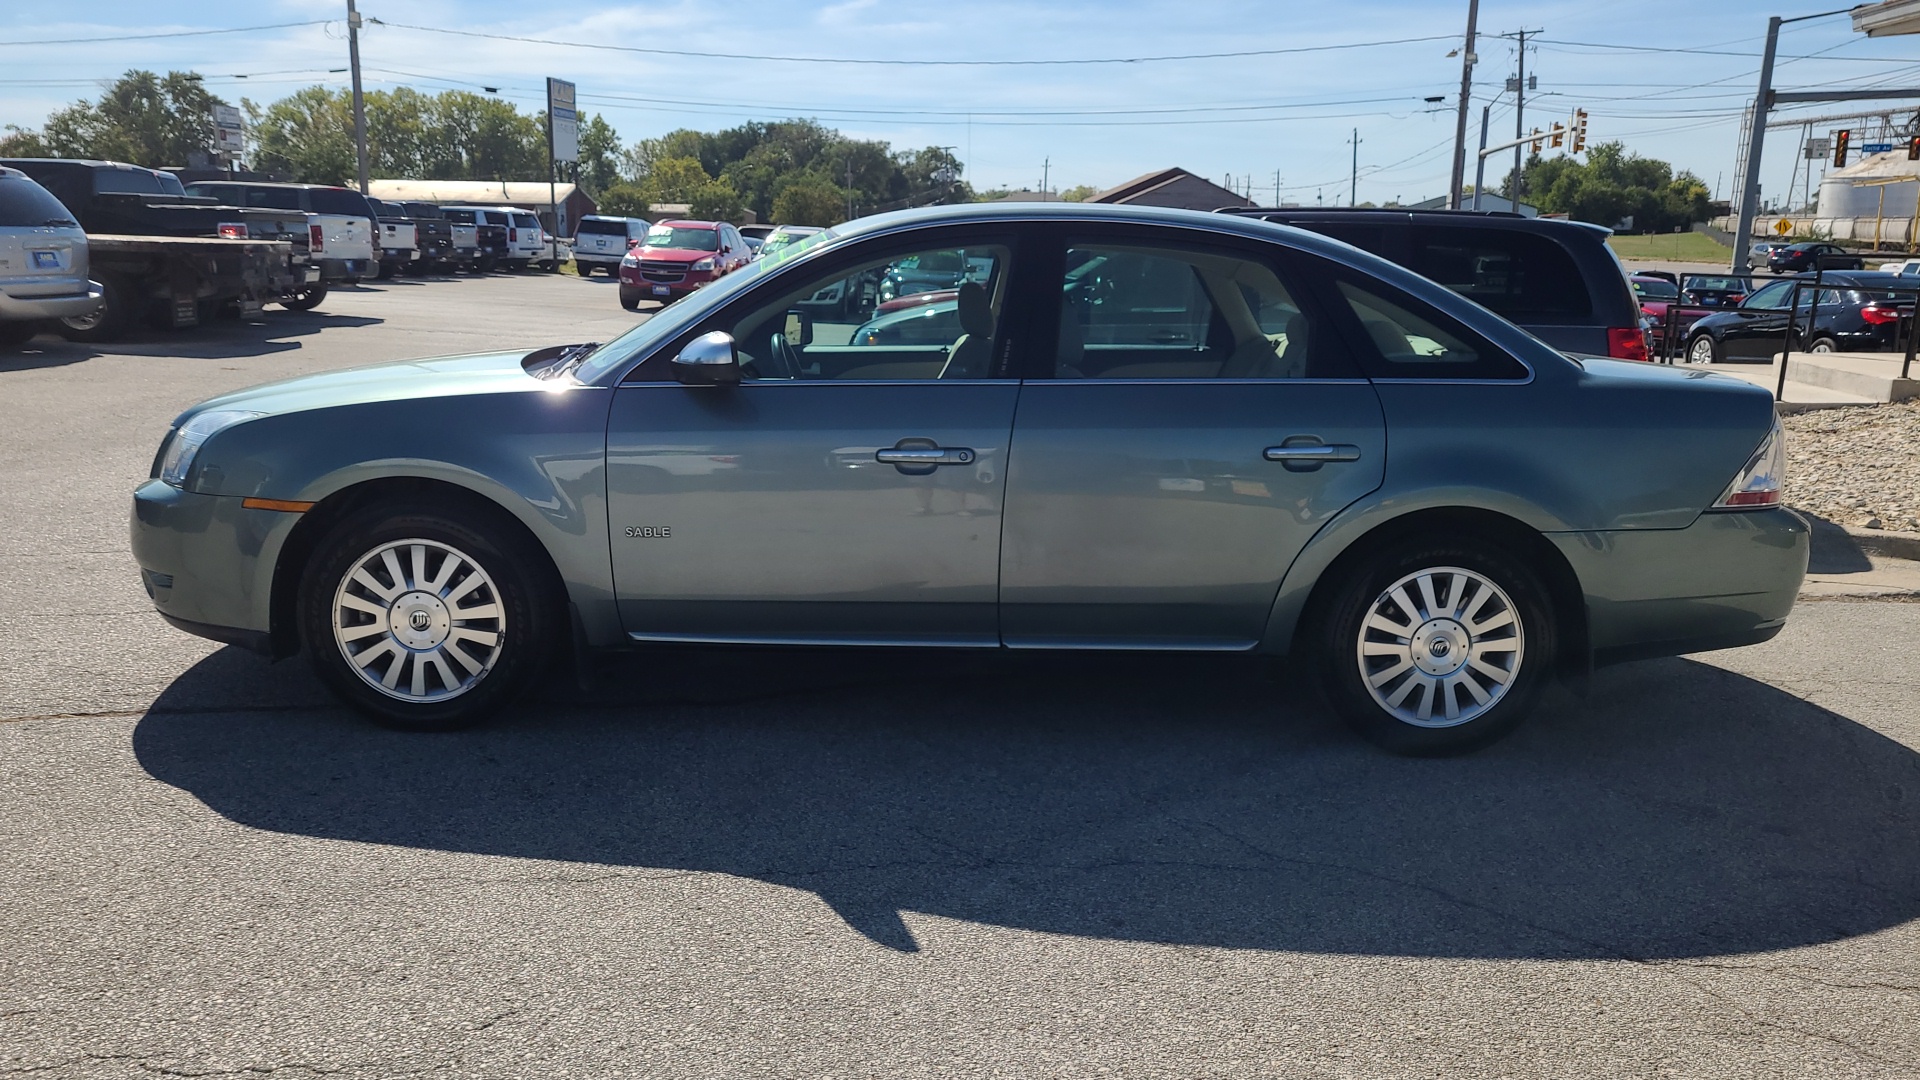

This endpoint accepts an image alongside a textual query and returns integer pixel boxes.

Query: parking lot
[4,273,1920,1077]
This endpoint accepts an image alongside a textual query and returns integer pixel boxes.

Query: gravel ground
[1785,398,1920,532]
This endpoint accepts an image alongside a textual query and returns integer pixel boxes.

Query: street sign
[546,78,578,164]
[1773,218,1794,236]
[211,104,244,156]
[1864,142,1894,153]
[1806,136,1831,159]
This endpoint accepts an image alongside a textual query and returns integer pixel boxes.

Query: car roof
[1219,205,1614,238]
[656,219,719,228]
[1792,270,1907,286]
[186,180,350,190]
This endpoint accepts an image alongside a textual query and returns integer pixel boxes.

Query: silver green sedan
[130,204,1806,754]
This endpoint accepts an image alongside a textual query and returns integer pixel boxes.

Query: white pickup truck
[186,181,376,284]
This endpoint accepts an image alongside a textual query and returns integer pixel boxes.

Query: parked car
[366,199,419,279]
[1221,207,1650,361]
[738,223,779,242]
[1683,271,1914,362]
[1877,257,1920,277]
[573,215,649,276]
[878,249,994,304]
[4,159,314,340]
[185,180,376,285]
[757,224,824,260]
[438,207,510,272]
[1766,241,1863,274]
[1750,241,1786,263]
[130,203,1805,755]
[0,165,101,349]
[1630,274,1682,353]
[393,201,456,271]
[616,219,751,308]
[1681,275,1748,309]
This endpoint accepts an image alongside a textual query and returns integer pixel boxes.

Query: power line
[368,20,1457,67]
[0,20,328,46]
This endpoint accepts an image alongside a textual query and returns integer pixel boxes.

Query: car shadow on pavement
[133,645,1920,960]
[1803,510,1876,574]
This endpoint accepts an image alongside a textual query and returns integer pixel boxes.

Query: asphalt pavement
[3,272,1918,1078]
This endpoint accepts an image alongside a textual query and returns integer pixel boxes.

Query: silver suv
[0,166,100,349]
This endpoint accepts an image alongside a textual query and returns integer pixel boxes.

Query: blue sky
[5,1,1920,207]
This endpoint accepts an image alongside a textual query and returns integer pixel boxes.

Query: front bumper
[130,480,301,655]
[0,281,104,321]
[1548,507,1809,666]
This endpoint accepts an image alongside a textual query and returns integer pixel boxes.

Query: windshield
[646,225,719,251]
[0,174,77,227]
[577,218,628,235]
[572,226,838,384]
[1687,276,1741,291]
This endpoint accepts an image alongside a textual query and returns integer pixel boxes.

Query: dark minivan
[1220,208,1648,361]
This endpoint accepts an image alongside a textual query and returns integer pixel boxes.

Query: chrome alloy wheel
[1356,566,1525,729]
[331,539,505,703]
[1687,335,1716,364]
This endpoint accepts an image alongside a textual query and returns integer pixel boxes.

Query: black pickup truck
[439,207,511,273]
[0,158,316,341]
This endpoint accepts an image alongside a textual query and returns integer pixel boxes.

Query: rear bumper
[0,281,104,320]
[317,258,370,281]
[1548,507,1809,665]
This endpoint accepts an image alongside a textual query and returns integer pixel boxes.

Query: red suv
[618,219,751,309]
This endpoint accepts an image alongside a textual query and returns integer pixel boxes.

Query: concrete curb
[1845,525,1920,562]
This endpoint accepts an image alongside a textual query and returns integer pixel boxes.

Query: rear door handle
[1264,443,1361,463]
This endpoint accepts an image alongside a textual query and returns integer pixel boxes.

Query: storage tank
[1816,150,1920,217]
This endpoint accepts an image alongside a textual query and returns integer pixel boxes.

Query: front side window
[719,242,1011,382]
[1055,242,1332,379]
[1336,280,1526,379]
[648,225,719,251]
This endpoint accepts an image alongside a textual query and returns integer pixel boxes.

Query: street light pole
[1447,0,1481,208]
[346,0,369,194]
[1473,103,1491,210]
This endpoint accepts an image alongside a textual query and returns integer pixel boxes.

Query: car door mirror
[671,331,742,386]
[783,309,813,347]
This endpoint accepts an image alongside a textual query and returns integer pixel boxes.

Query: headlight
[158,409,263,488]
[621,252,640,265]
[691,257,715,272]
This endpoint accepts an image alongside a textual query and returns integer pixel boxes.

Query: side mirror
[783,309,813,347]
[671,331,741,386]
[627,237,642,249]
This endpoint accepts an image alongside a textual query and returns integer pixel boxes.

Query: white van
[0,166,101,348]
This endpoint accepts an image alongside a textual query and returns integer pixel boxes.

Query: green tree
[38,70,228,167]
[250,86,355,184]
[771,177,845,226]
[0,126,48,157]
[597,181,650,219]
[575,113,622,196]
[1059,184,1098,202]
[1509,142,1711,232]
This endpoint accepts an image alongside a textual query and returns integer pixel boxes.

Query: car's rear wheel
[1809,335,1838,353]
[1686,333,1720,364]
[298,502,557,730]
[1317,539,1555,756]
[281,283,328,311]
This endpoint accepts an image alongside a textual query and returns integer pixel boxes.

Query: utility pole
[846,158,854,221]
[1510,27,1528,212]
[1473,103,1491,209]
[1274,168,1282,206]
[1042,157,1050,199]
[1349,128,1361,206]
[1731,17,1782,275]
[346,0,369,194]
[1447,0,1480,208]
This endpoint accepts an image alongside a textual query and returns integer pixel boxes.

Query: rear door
[999,225,1386,648]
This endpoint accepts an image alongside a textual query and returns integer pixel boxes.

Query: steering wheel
[767,332,803,380]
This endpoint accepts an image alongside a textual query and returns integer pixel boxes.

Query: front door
[999,229,1387,648]
[1719,279,1802,360]
[606,230,1027,645]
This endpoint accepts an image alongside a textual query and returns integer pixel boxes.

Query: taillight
[1713,417,1785,509]
[216,222,247,239]
[1861,305,1901,325]
[1607,326,1651,362]
[509,227,518,243]
[309,224,324,252]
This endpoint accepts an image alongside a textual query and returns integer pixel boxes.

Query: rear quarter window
[1407,228,1593,321]
[0,176,77,227]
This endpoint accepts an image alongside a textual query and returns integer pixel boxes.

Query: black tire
[576,263,595,277]
[298,500,559,731]
[375,261,395,281]
[1315,537,1557,756]
[1685,332,1720,365]
[619,286,641,311]
[477,255,498,274]
[0,320,39,349]
[1809,335,1839,353]
[281,282,328,311]
[57,273,134,343]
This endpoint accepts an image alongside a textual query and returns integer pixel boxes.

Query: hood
[181,350,549,424]
[637,246,716,263]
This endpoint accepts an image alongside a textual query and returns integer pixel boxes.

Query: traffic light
[1907,135,1919,161]
[1835,129,1851,167]
[1571,109,1588,153]
[1550,122,1565,149]
[1530,128,1543,154]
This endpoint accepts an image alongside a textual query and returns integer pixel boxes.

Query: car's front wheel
[1686,333,1720,364]
[1317,539,1555,755]
[618,286,641,310]
[298,502,557,730]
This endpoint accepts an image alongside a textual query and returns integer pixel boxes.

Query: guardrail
[1652,267,1919,401]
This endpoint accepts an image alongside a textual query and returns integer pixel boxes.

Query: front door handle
[877,439,976,475]
[1264,443,1361,464]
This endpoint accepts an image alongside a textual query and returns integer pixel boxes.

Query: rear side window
[1336,279,1527,380]
[93,168,168,195]
[512,213,538,229]
[404,202,443,218]
[0,175,76,227]
[309,188,373,216]
[577,218,627,235]
[245,187,303,210]
[1408,228,1592,321]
